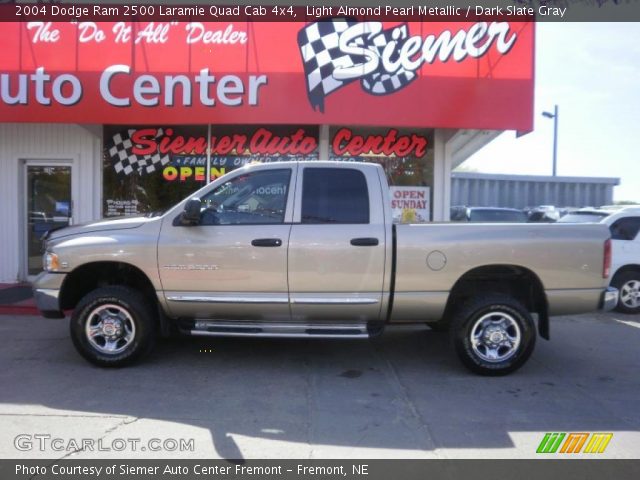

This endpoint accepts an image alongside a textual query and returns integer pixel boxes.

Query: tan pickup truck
[33,161,618,375]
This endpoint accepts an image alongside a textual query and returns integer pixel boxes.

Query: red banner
[0,20,534,130]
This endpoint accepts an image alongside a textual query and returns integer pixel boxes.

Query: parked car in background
[559,207,640,314]
[526,205,560,223]
[557,208,611,224]
[450,206,528,223]
[598,205,635,211]
[557,207,575,219]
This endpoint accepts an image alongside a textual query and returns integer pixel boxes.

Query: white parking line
[614,318,640,329]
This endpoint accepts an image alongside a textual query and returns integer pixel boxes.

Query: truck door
[157,166,296,321]
[288,165,386,323]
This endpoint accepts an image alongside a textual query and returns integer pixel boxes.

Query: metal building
[451,172,620,209]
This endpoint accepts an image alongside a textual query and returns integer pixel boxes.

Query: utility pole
[542,105,559,176]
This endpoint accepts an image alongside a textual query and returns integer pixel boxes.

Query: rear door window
[301,168,369,224]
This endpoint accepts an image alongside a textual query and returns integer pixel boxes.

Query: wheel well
[443,265,549,339]
[59,262,157,311]
[612,264,640,282]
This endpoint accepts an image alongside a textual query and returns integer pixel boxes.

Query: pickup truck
[33,161,618,375]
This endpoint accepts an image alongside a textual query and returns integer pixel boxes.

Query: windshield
[557,212,609,223]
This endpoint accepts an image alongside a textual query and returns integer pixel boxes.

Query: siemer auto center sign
[0,18,534,129]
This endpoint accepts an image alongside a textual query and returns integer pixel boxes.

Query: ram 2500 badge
[33,162,618,375]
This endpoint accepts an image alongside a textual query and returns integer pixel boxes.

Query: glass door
[25,164,72,277]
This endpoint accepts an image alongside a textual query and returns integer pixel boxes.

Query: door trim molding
[166,294,289,304]
[165,295,380,305]
[290,297,380,305]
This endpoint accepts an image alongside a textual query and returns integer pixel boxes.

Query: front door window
[199,169,291,225]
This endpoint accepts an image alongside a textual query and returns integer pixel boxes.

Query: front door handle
[251,238,282,247]
[350,237,379,247]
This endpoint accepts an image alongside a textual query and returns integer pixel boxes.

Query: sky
[461,22,640,202]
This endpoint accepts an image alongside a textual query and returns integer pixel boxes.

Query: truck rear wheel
[70,286,156,367]
[612,271,640,314]
[450,294,536,376]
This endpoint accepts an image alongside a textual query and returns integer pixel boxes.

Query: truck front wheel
[70,286,156,367]
[451,294,536,376]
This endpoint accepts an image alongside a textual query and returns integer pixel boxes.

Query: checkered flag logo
[360,24,417,96]
[107,129,170,176]
[298,20,417,112]
[297,19,361,112]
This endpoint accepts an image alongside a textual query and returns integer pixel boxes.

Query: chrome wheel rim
[620,280,640,309]
[85,304,136,355]
[470,312,521,363]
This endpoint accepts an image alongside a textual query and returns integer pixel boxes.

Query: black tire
[450,294,536,376]
[70,286,156,367]
[611,271,640,314]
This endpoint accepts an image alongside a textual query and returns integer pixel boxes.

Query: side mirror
[182,197,202,225]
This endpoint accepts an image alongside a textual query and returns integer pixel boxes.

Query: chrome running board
[188,321,371,339]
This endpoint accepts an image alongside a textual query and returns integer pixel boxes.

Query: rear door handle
[350,237,379,247]
[251,238,282,247]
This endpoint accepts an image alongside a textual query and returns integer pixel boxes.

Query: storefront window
[103,125,318,217]
[329,126,434,222]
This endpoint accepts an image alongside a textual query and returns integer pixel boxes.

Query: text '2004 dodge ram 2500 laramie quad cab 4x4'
[33,162,619,375]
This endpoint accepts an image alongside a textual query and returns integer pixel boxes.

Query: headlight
[43,252,60,272]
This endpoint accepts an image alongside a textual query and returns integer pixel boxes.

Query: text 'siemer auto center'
[0,20,534,282]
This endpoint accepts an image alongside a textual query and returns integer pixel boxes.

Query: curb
[0,283,37,316]
[0,305,40,316]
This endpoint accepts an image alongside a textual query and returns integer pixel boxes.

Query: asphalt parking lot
[1,312,639,459]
